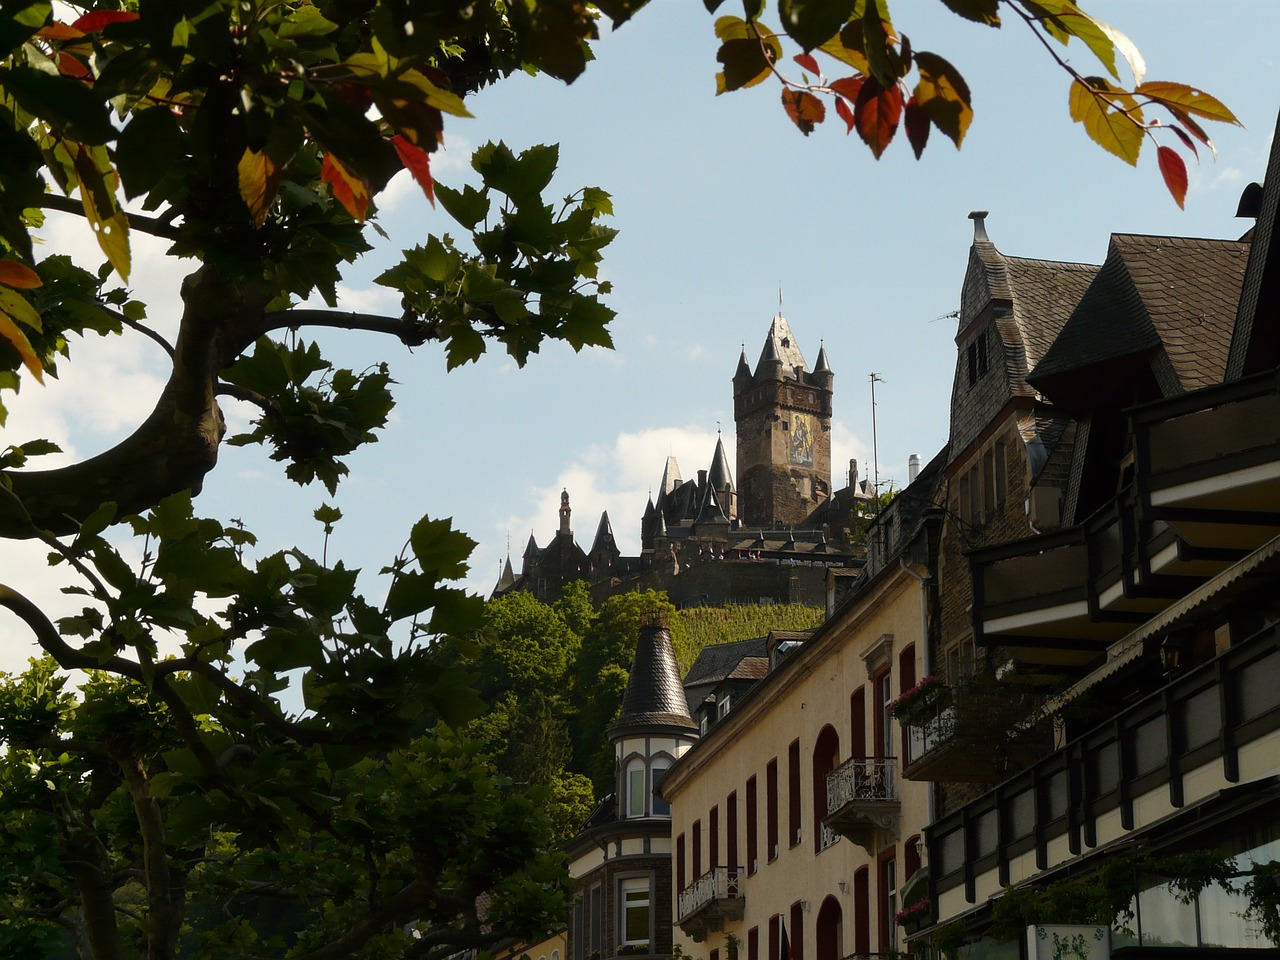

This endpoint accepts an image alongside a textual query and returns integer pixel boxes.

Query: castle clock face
[790,413,815,466]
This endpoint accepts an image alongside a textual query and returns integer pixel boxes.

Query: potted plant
[888,675,947,725]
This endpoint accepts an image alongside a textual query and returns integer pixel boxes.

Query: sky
[2,1,1279,671]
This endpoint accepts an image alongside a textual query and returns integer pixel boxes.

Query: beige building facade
[661,462,945,960]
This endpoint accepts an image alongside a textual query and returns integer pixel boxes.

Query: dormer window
[966,329,990,388]
[717,695,732,720]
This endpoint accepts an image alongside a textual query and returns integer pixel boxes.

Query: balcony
[676,866,744,942]
[1135,370,1280,553]
[903,682,1052,783]
[824,757,899,853]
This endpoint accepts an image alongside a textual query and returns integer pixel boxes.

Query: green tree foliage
[0,499,571,960]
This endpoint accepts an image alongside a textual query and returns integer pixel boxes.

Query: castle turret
[589,510,620,572]
[559,488,572,535]
[610,620,699,820]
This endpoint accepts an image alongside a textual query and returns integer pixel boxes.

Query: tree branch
[258,308,438,348]
[40,193,182,242]
[101,305,176,360]
[216,381,282,419]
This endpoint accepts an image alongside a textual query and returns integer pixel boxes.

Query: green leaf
[77,501,118,542]
[777,0,853,52]
[115,106,184,199]
[0,1,52,55]
[716,37,778,93]
[314,503,342,526]
[435,183,490,230]
[278,4,338,38]
[913,51,972,148]
[0,65,114,144]
[0,286,40,331]
[938,0,999,26]
[409,516,476,580]
[1136,81,1241,126]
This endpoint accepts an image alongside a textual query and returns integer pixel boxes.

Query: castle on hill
[494,312,889,608]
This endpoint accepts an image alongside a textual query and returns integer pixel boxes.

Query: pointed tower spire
[734,344,752,382]
[707,434,734,492]
[694,483,730,526]
[814,339,832,373]
[610,621,698,738]
[755,314,808,379]
[492,554,516,595]
[590,511,616,554]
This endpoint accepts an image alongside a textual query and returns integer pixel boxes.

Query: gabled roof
[694,484,729,525]
[1028,234,1249,416]
[754,314,809,379]
[684,636,769,688]
[611,624,699,736]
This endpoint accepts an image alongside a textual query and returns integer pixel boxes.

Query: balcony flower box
[894,896,932,934]
[888,675,946,725]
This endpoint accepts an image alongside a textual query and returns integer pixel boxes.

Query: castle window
[766,759,779,861]
[747,775,759,873]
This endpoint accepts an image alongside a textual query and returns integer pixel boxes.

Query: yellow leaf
[0,288,42,332]
[321,153,370,222]
[0,259,41,290]
[913,51,972,147]
[1136,81,1241,126]
[71,144,130,280]
[238,148,281,228]
[0,310,44,383]
[398,70,473,118]
[1069,78,1143,166]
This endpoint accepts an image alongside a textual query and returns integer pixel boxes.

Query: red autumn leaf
[392,135,435,207]
[854,78,903,159]
[1157,145,1188,209]
[793,53,820,76]
[321,153,371,222]
[781,89,825,136]
[835,96,855,134]
[0,259,42,289]
[37,22,85,40]
[904,96,929,159]
[829,76,864,101]
[1167,124,1198,159]
[58,53,92,79]
[72,10,139,32]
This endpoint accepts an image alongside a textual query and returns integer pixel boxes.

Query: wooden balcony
[676,866,744,942]
[1135,370,1280,553]
[824,757,899,853]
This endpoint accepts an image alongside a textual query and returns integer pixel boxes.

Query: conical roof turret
[610,622,698,737]
[814,341,832,374]
[658,456,682,496]
[590,511,617,554]
[708,435,733,491]
[734,345,752,381]
[492,555,516,595]
[523,532,540,558]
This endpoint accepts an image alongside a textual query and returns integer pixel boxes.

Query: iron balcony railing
[818,821,841,851]
[677,866,741,921]
[826,756,898,810]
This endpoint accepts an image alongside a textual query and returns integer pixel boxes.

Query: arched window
[812,725,840,853]
[626,758,646,817]
[652,757,672,816]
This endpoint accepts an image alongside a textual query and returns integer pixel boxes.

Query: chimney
[849,458,859,489]
[908,454,920,484]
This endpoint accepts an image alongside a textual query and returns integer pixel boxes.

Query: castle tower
[733,312,833,527]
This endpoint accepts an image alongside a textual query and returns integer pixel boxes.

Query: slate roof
[695,485,729,525]
[1227,109,1280,380]
[590,511,616,554]
[492,555,516,595]
[1029,234,1249,405]
[814,342,832,373]
[683,636,769,688]
[1002,256,1102,386]
[611,624,699,735]
[755,314,809,379]
[708,436,733,490]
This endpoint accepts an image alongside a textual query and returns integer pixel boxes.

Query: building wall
[664,568,932,960]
